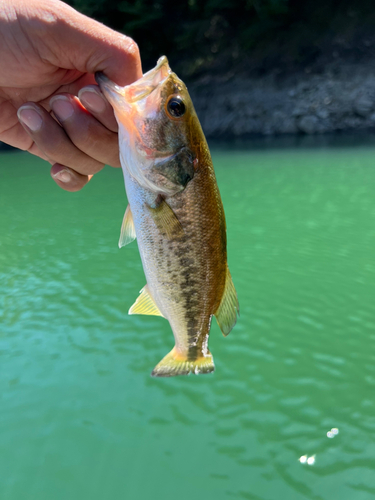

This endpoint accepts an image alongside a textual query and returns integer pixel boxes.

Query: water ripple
[2,146,375,499]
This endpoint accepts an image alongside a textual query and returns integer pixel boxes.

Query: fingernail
[78,88,106,113]
[52,168,72,183]
[17,106,43,132]
[50,96,74,121]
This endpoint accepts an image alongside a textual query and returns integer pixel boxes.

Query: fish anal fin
[214,267,239,336]
[148,199,183,239]
[129,284,164,317]
[151,347,215,377]
[119,204,136,248]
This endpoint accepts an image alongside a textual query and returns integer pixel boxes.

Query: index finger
[78,85,118,132]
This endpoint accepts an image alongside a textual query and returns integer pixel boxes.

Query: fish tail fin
[151,347,215,378]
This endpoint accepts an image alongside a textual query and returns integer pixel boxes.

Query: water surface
[1,137,375,499]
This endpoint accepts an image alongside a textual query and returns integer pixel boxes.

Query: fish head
[96,56,200,196]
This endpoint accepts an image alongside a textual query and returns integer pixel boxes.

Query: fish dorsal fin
[129,285,165,317]
[119,204,136,248]
[214,267,239,336]
[148,199,183,239]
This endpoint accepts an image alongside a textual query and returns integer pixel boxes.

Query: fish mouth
[95,56,171,106]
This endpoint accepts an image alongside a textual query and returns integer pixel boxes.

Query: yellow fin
[119,204,136,248]
[148,199,183,239]
[214,267,239,336]
[151,347,215,377]
[129,285,164,317]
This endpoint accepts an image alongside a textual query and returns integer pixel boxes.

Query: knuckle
[123,36,140,59]
[66,154,103,175]
[72,128,118,165]
[118,36,141,68]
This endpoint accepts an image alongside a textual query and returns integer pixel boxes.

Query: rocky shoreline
[189,60,375,139]
[2,60,375,150]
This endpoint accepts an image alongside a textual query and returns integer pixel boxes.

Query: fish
[96,56,239,377]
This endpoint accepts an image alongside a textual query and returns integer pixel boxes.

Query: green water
[1,138,375,500]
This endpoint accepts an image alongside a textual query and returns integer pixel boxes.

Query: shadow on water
[0,142,16,152]
[209,130,375,151]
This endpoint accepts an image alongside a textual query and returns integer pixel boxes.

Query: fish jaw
[95,55,171,110]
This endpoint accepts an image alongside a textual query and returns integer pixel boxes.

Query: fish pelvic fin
[151,347,215,377]
[129,284,165,317]
[214,266,239,336]
[119,204,136,248]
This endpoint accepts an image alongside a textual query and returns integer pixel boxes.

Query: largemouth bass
[96,56,239,377]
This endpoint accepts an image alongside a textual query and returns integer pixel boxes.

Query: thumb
[32,0,143,85]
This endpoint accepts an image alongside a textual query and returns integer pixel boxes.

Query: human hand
[0,0,142,191]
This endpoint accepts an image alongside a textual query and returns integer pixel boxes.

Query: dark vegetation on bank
[66,1,375,138]
[68,0,375,80]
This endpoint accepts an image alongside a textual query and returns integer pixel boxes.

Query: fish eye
[166,95,186,119]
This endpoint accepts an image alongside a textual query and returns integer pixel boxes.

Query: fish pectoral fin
[151,347,215,377]
[119,204,136,248]
[129,284,165,317]
[214,266,240,336]
[147,199,184,239]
